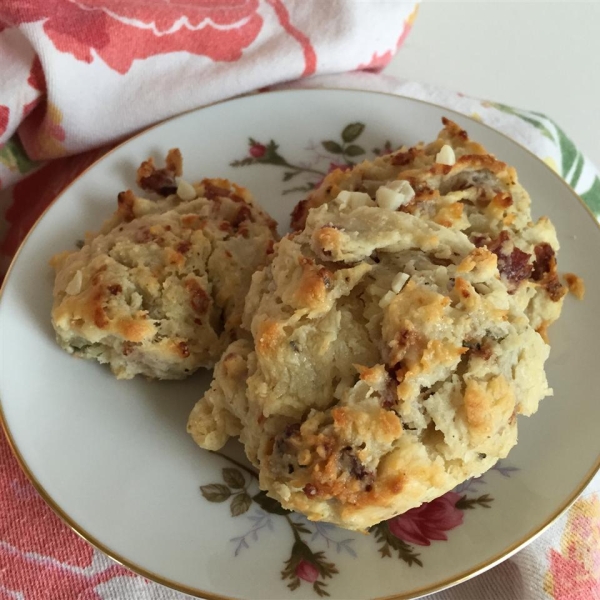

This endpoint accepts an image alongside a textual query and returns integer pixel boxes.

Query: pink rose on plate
[295,559,319,583]
[388,491,464,546]
[249,142,267,158]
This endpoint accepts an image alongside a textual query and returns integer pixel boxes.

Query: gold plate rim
[0,88,599,600]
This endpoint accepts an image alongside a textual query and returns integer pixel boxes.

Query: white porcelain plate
[1,90,599,600]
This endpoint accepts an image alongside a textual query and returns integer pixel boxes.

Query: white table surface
[385,2,600,168]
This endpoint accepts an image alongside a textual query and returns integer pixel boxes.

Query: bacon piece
[532,243,566,302]
[487,231,532,289]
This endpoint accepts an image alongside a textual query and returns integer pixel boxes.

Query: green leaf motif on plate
[283,171,298,181]
[222,467,245,489]
[370,522,423,567]
[230,492,252,517]
[344,144,365,157]
[200,483,231,502]
[455,493,493,510]
[342,123,365,143]
[321,140,343,154]
[230,157,254,167]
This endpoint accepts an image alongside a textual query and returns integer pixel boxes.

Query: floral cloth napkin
[0,2,599,599]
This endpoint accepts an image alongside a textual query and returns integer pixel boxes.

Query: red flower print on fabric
[0,436,95,567]
[4,0,263,74]
[22,57,46,118]
[357,5,417,72]
[0,106,9,137]
[265,0,316,77]
[27,55,46,92]
[0,542,132,600]
[544,495,600,600]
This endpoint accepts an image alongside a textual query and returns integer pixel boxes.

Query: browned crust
[289,117,506,232]
[165,148,183,177]
[270,406,403,509]
[536,321,550,344]
[441,116,469,139]
[455,154,507,174]
[463,376,515,441]
[294,257,332,308]
[135,149,182,196]
[255,319,283,357]
[184,278,211,315]
[531,243,567,302]
[312,226,344,257]
[433,202,464,227]
[117,189,137,222]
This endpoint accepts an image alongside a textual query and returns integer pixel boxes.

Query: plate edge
[0,87,599,600]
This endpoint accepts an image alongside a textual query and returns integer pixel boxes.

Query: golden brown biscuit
[291,119,566,333]
[51,152,278,380]
[188,200,551,530]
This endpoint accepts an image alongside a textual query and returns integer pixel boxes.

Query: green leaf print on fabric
[581,177,600,216]
[554,124,578,180]
[569,153,585,191]
[488,102,553,140]
[0,136,38,174]
[487,102,594,194]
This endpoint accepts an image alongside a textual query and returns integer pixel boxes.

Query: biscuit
[51,151,278,380]
[188,199,551,530]
[291,119,566,333]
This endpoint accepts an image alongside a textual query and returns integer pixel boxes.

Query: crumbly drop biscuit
[291,118,566,333]
[51,150,278,380]
[188,200,551,531]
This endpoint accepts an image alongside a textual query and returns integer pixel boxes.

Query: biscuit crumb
[563,272,585,299]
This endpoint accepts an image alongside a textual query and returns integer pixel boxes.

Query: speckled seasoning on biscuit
[50,150,278,380]
[188,120,565,531]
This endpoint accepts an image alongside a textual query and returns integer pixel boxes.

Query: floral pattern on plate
[201,453,517,597]
[230,121,394,197]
